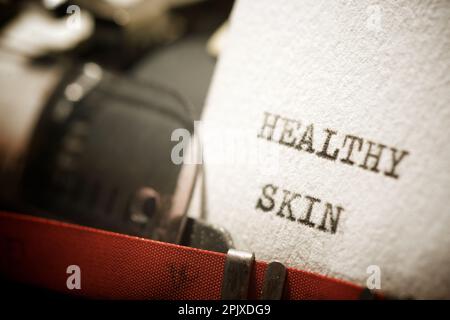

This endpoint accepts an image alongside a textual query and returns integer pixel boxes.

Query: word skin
[256,183,344,234]
[257,112,410,180]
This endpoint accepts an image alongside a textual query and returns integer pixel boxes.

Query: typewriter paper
[194,0,450,298]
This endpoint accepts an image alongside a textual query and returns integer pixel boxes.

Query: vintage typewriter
[0,0,379,301]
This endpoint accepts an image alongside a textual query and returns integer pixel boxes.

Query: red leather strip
[0,211,365,299]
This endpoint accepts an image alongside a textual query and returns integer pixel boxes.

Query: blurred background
[0,0,234,118]
[0,0,234,240]
[0,0,234,297]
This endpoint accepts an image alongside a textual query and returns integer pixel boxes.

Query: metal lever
[221,249,255,300]
[221,249,288,300]
[260,261,286,300]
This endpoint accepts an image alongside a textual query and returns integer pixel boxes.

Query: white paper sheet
[195,0,450,299]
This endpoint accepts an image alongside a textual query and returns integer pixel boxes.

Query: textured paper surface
[196,0,450,298]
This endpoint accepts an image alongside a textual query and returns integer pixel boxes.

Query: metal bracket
[220,249,288,300]
[260,261,286,300]
[180,217,234,254]
[221,249,255,300]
